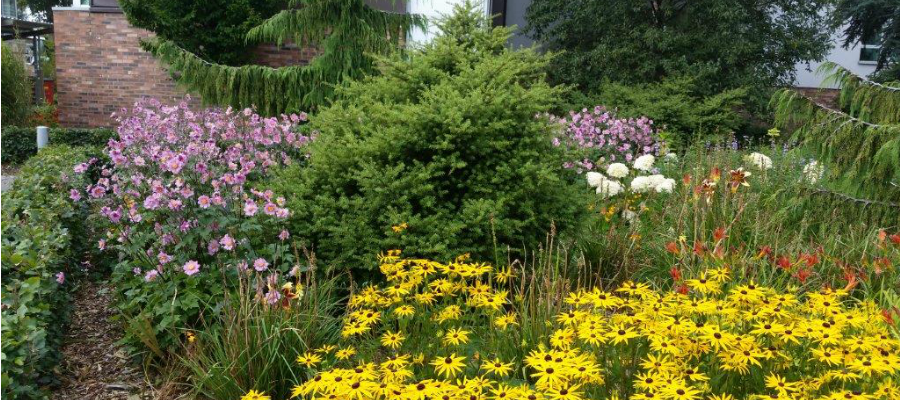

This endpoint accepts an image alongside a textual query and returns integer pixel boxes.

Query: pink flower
[207,239,219,255]
[197,195,211,208]
[219,234,235,251]
[69,189,82,201]
[98,239,106,250]
[237,260,249,271]
[74,163,88,173]
[278,230,290,241]
[244,201,258,216]
[168,199,183,210]
[90,185,107,198]
[157,251,172,264]
[183,260,201,276]
[263,202,278,216]
[144,270,159,282]
[55,272,65,284]
[253,258,269,272]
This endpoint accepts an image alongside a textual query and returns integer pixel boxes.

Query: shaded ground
[53,279,161,400]
[0,175,16,193]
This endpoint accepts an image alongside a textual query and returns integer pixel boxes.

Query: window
[2,0,14,18]
[859,33,881,64]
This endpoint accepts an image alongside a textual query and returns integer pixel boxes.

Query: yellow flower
[442,328,471,346]
[240,389,271,400]
[391,223,408,233]
[335,346,356,360]
[380,331,405,349]
[431,353,466,378]
[481,358,513,377]
[296,352,322,368]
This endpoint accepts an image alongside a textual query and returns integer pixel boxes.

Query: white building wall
[407,0,489,45]
[794,28,878,88]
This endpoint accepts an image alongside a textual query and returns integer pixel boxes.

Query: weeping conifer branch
[138,0,426,115]
[771,65,900,201]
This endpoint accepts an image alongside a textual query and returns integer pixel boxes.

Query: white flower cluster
[802,160,824,183]
[586,153,676,197]
[745,152,773,170]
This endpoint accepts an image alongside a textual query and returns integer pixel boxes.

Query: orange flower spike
[713,227,727,242]
[709,167,722,183]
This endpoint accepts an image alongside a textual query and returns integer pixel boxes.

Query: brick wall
[53,10,192,127]
[53,10,317,128]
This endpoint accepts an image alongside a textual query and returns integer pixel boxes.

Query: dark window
[490,0,507,27]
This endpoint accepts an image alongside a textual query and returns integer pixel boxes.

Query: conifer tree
[771,62,900,202]
[139,0,425,115]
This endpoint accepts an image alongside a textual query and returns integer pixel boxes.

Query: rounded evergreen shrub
[1,44,32,128]
[273,3,586,272]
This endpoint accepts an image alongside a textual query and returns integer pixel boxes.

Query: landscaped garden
[2,1,899,400]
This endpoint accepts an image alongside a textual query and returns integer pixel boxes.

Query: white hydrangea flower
[664,152,678,163]
[596,179,624,198]
[586,172,606,188]
[622,209,638,224]
[630,176,653,193]
[802,160,824,183]
[606,163,630,179]
[633,154,655,171]
[655,178,677,193]
[745,152,773,170]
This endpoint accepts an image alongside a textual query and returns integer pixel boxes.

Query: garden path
[1,174,14,192]
[52,279,160,399]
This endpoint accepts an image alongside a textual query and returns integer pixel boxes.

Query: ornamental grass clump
[74,98,311,352]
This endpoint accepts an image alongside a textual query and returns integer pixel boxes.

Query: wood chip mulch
[52,279,183,400]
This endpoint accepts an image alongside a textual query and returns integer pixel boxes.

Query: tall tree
[833,0,900,81]
[119,0,286,66]
[17,0,66,23]
[525,0,834,97]
[134,0,425,115]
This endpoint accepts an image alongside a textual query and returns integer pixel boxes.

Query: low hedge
[0,126,115,166]
[1,146,100,399]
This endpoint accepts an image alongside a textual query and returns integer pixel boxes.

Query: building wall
[52,8,317,128]
[794,27,879,88]
[53,9,193,127]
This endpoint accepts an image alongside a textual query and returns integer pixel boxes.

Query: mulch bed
[52,279,168,400]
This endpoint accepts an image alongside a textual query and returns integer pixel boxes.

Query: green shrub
[563,78,748,149]
[271,2,586,274]
[1,146,99,399]
[1,126,115,165]
[1,44,32,128]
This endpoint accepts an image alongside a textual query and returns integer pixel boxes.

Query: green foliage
[271,2,586,274]
[15,0,66,22]
[1,146,97,399]
[1,126,115,166]
[181,276,341,400]
[2,44,32,128]
[564,78,748,148]
[524,0,833,99]
[141,0,426,114]
[119,0,285,66]
[833,0,900,78]
[771,63,900,201]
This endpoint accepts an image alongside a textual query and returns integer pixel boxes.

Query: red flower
[713,227,727,242]
[757,246,773,259]
[693,241,707,256]
[882,309,896,325]
[793,267,811,283]
[669,267,682,282]
[891,234,900,245]
[675,284,689,295]
[776,256,792,270]
[665,241,680,255]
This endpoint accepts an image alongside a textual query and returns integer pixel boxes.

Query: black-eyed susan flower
[380,331,405,349]
[431,354,466,378]
[296,352,322,368]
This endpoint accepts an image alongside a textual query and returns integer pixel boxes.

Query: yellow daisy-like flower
[240,389,271,400]
[443,328,471,346]
[335,346,356,360]
[481,358,514,377]
[381,331,405,349]
[431,353,466,378]
[296,352,322,368]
